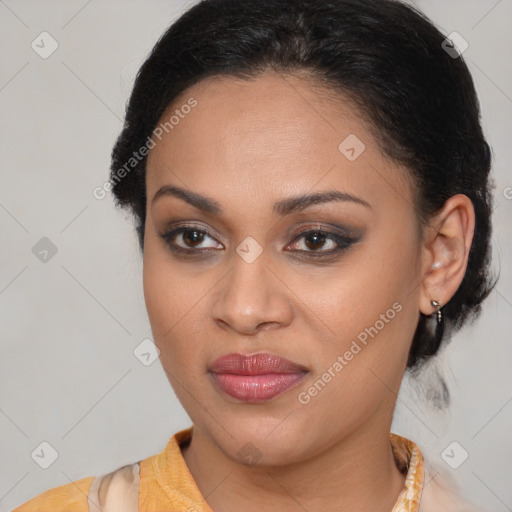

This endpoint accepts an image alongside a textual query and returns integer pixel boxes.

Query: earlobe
[418,194,475,316]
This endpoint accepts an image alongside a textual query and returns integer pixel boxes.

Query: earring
[430,299,444,343]
[430,299,442,323]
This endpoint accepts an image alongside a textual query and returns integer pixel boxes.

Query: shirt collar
[390,433,425,511]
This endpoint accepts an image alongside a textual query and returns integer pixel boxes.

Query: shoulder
[12,464,140,512]
[390,433,487,512]
[11,428,193,512]
[12,476,95,512]
[419,461,485,512]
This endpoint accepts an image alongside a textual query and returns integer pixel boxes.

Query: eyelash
[159,223,358,259]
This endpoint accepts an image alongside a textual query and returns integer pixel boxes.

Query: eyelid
[286,222,359,240]
[174,222,218,238]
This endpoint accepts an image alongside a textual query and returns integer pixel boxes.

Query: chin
[207,414,312,466]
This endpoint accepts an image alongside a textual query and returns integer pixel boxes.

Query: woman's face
[143,72,426,465]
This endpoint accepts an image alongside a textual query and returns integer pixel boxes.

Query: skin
[143,72,475,512]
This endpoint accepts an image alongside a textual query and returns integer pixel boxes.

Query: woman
[14,0,496,510]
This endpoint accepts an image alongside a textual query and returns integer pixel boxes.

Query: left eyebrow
[151,185,372,216]
[273,190,372,216]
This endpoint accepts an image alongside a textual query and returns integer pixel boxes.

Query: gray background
[0,0,511,510]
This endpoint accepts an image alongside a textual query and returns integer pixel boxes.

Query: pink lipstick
[209,352,308,403]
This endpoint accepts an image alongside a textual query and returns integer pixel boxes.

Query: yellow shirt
[13,427,425,512]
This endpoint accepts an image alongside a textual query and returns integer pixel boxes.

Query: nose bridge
[226,242,273,310]
[211,241,293,333]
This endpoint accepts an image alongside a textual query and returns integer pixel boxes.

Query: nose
[210,254,295,335]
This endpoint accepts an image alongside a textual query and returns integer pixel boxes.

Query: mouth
[208,352,308,403]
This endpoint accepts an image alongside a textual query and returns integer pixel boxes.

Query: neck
[181,416,406,512]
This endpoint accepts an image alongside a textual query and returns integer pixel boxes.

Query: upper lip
[209,352,308,375]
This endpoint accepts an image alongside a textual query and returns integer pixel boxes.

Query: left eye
[287,230,351,253]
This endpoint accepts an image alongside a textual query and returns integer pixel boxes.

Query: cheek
[143,240,187,350]
[298,231,419,384]
[142,236,214,376]
[143,249,174,339]
[296,246,414,340]
[292,282,414,441]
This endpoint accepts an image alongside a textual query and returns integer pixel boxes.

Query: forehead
[146,72,412,218]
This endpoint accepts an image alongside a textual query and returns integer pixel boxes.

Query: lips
[209,352,308,403]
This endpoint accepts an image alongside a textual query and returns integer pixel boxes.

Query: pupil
[184,230,203,247]
[305,232,325,250]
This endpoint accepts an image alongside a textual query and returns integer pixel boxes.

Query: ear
[419,194,475,316]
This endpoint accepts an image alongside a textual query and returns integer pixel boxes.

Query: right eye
[160,225,223,254]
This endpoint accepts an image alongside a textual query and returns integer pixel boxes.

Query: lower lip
[211,372,306,403]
